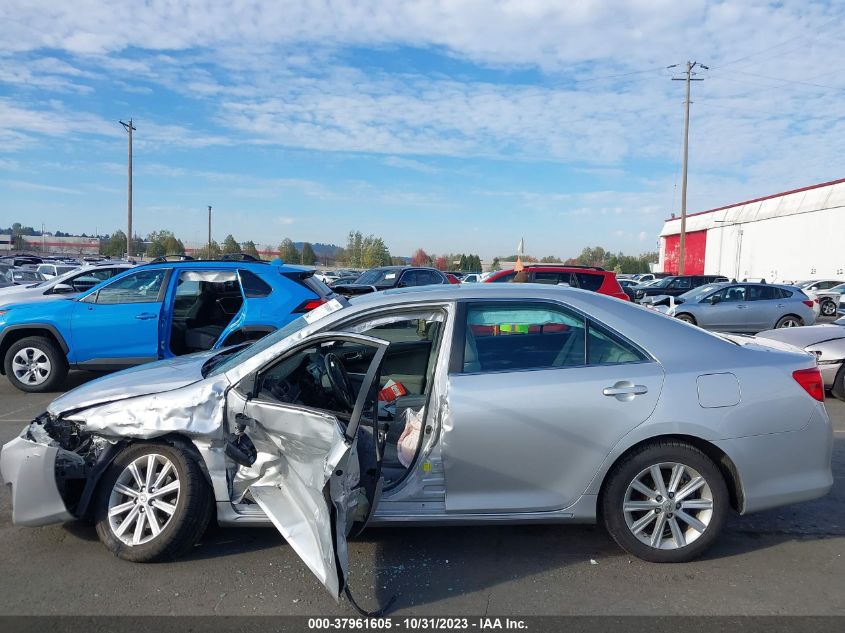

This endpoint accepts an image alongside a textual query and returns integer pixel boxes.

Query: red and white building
[658,177,845,282]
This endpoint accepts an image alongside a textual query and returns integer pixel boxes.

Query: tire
[675,313,696,325]
[3,335,68,393]
[821,300,837,317]
[601,440,729,563]
[775,315,803,329]
[94,443,213,562]
[831,364,845,402]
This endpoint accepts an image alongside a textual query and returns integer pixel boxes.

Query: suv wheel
[821,300,837,317]
[602,441,729,562]
[4,336,68,392]
[775,315,803,328]
[95,443,213,562]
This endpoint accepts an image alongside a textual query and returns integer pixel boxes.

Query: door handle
[736,305,746,309]
[603,381,648,401]
[135,313,157,320]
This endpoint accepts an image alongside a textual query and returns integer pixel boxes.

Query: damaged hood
[47,351,218,416]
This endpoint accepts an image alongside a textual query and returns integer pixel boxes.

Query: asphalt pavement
[0,371,843,616]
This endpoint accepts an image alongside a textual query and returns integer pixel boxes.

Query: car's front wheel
[3,336,68,392]
[95,443,213,562]
[602,441,729,562]
[675,313,696,325]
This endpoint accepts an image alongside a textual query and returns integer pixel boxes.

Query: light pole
[207,205,212,258]
[119,119,136,258]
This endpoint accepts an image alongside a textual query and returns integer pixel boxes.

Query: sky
[0,1,843,259]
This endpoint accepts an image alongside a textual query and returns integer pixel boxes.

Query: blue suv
[0,260,333,392]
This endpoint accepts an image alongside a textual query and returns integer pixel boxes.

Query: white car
[461,273,480,283]
[0,263,134,307]
[35,263,79,279]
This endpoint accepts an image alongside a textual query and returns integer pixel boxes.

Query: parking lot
[0,370,842,616]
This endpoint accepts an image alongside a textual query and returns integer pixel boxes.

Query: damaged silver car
[0,285,834,603]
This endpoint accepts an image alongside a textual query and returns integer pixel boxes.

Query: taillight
[293,298,328,313]
[792,367,825,402]
[802,300,815,308]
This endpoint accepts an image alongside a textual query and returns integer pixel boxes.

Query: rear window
[574,272,603,292]
[489,271,517,283]
[239,270,273,298]
[302,274,333,297]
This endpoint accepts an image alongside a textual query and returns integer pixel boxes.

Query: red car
[484,265,629,300]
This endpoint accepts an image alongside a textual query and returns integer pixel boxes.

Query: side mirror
[708,294,721,305]
[52,283,75,294]
[397,281,408,288]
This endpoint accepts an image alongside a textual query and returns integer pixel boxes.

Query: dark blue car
[0,260,333,392]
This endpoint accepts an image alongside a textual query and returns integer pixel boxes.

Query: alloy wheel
[623,462,714,550]
[11,347,52,386]
[778,317,801,328]
[107,453,181,546]
[822,301,837,317]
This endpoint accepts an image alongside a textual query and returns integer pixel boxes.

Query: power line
[713,13,842,70]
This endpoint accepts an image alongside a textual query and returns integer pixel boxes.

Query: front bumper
[0,432,73,526]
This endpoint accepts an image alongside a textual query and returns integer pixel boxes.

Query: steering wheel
[323,352,356,411]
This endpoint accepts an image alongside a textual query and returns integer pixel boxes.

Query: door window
[747,285,779,301]
[461,302,645,373]
[93,269,167,304]
[718,286,746,302]
[417,270,443,285]
[670,277,692,290]
[398,270,419,287]
[574,272,603,292]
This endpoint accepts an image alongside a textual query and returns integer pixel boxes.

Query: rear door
[69,268,170,365]
[228,333,389,599]
[743,285,782,331]
[443,300,664,513]
[698,285,750,331]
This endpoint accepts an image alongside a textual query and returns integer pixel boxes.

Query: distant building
[0,234,11,252]
[18,234,100,255]
[658,177,845,282]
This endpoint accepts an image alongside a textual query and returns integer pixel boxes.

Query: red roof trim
[664,176,845,222]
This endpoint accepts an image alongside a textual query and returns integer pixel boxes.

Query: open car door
[229,332,389,600]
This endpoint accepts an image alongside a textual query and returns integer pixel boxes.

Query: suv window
[669,277,692,290]
[489,271,517,283]
[747,285,779,301]
[416,270,442,285]
[714,286,746,302]
[239,270,272,298]
[93,269,167,305]
[462,302,644,373]
[533,272,566,285]
[574,272,603,292]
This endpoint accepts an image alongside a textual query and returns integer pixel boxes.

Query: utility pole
[207,205,212,257]
[119,119,136,259]
[669,62,706,275]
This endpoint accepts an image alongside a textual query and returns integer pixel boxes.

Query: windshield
[355,269,400,287]
[678,284,723,303]
[647,277,673,288]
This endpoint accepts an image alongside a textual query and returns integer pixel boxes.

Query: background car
[666,282,816,331]
[806,282,845,317]
[461,273,481,283]
[1,284,832,598]
[635,274,729,302]
[328,275,360,287]
[35,263,79,279]
[0,263,135,307]
[3,269,46,285]
[757,316,845,400]
[332,266,450,296]
[484,265,629,301]
[0,260,334,392]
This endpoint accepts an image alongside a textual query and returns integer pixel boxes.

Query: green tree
[458,254,468,271]
[195,240,222,259]
[241,240,260,259]
[162,234,185,255]
[222,234,240,255]
[278,238,300,263]
[540,255,562,263]
[300,242,317,265]
[490,257,501,271]
[100,230,127,258]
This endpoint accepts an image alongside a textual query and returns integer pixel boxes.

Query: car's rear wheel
[821,300,837,317]
[3,336,68,393]
[602,441,729,562]
[775,315,803,328]
[95,443,213,562]
[675,313,696,325]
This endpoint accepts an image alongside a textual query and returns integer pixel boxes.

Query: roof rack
[523,263,606,271]
[141,256,270,266]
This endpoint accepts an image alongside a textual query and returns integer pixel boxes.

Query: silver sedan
[0,285,833,606]
[665,282,816,332]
